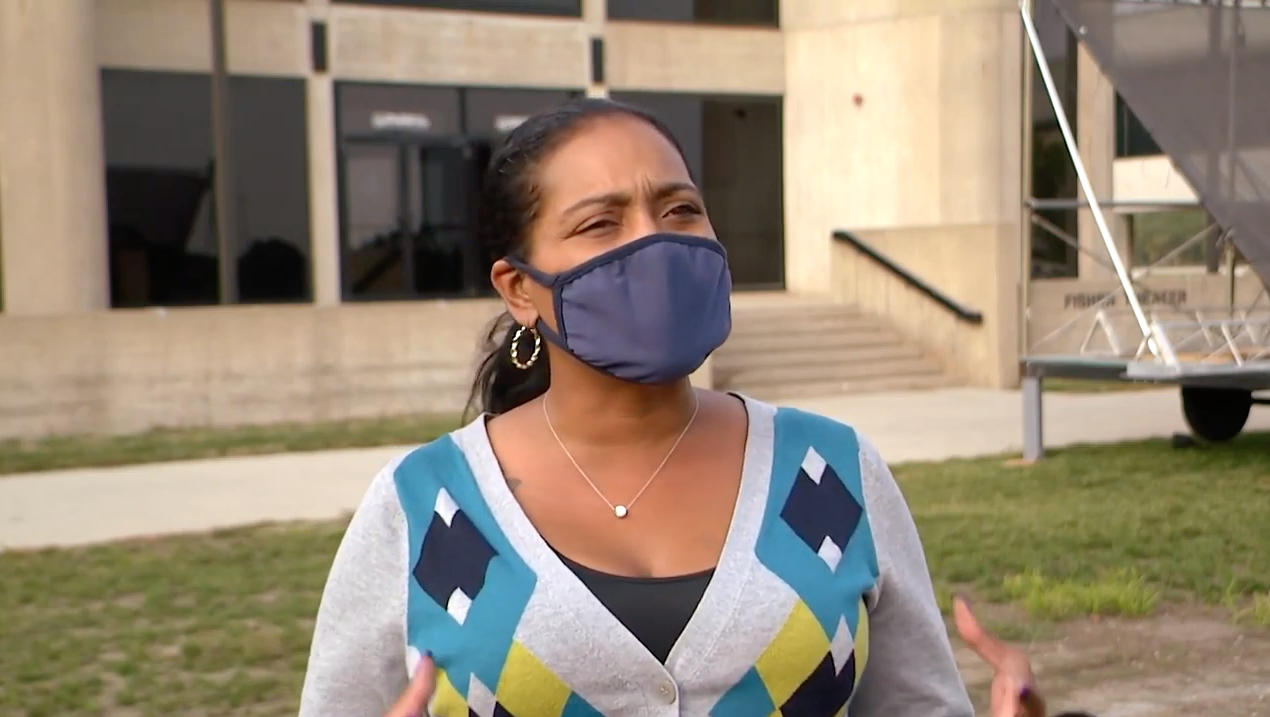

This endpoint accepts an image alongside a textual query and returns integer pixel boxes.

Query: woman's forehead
[536,115,693,202]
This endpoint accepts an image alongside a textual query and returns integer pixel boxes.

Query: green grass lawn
[0,415,459,476]
[1041,377,1167,394]
[2,434,1269,717]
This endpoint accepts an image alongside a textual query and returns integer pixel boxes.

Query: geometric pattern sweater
[297,396,973,717]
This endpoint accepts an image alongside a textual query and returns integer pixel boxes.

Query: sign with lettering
[494,114,529,134]
[1029,274,1265,356]
[370,111,432,132]
[1061,289,1188,310]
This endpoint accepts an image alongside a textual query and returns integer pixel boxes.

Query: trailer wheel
[1181,386,1253,443]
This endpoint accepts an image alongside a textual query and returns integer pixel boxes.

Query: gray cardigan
[297,396,973,716]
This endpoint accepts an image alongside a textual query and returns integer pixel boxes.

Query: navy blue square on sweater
[780,462,862,558]
[413,508,498,614]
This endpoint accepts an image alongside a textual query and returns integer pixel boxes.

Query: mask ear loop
[504,255,569,349]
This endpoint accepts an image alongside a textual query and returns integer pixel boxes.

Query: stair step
[713,297,957,397]
[723,356,944,388]
[713,342,924,371]
[730,312,885,334]
[723,325,903,350]
[732,302,867,320]
[736,374,955,401]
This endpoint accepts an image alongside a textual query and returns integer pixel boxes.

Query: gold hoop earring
[509,324,542,370]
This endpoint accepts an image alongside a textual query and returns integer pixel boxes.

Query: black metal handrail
[831,230,984,325]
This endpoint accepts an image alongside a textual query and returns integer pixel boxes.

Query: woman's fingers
[953,595,1010,669]
[388,652,436,717]
[989,673,1021,717]
[955,596,1046,717]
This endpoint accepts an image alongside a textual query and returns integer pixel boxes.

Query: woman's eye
[668,203,703,217]
[581,219,617,233]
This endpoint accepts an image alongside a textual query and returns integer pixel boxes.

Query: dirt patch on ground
[956,607,1270,716]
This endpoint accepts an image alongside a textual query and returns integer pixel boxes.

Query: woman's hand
[385,652,436,717]
[953,596,1046,717]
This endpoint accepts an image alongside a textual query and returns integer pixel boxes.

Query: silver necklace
[542,393,701,519]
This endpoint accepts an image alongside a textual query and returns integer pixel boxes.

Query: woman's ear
[490,259,538,327]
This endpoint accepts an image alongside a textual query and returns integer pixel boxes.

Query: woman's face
[493,114,716,331]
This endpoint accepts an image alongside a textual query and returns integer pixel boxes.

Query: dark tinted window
[1028,0,1079,278]
[336,84,578,300]
[464,88,578,139]
[607,0,777,26]
[334,0,581,16]
[1115,93,1164,157]
[100,70,312,307]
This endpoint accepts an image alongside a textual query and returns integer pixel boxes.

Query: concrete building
[0,0,1244,439]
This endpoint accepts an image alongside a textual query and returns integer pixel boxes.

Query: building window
[1115,93,1164,158]
[335,83,578,301]
[611,91,785,289]
[607,0,778,26]
[100,70,312,308]
[1028,0,1080,279]
[1129,209,1210,268]
[333,0,581,16]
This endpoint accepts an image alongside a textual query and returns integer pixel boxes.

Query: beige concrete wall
[96,0,589,86]
[0,301,505,439]
[0,0,110,315]
[1113,156,1200,204]
[605,22,783,94]
[97,0,309,76]
[0,300,715,440]
[784,0,1023,387]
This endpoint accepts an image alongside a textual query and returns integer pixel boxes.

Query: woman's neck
[541,371,699,448]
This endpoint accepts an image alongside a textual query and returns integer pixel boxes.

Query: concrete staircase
[714,295,956,401]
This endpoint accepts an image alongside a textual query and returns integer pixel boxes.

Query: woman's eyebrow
[561,191,631,216]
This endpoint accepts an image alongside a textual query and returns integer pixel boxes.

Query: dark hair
[465,98,690,418]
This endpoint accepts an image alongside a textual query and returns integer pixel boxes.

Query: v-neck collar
[451,393,776,681]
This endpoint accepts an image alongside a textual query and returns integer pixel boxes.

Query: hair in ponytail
[464,97,690,418]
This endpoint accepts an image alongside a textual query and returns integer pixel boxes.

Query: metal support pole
[1019,1,1163,360]
[1022,374,1044,462]
[210,0,238,304]
[1205,3,1225,274]
[1224,3,1240,316]
[1020,0,1036,360]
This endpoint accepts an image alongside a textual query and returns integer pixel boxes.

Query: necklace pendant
[614,505,629,519]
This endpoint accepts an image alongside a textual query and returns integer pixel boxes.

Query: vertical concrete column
[782,0,1024,388]
[307,0,341,305]
[0,0,110,315]
[1076,44,1129,279]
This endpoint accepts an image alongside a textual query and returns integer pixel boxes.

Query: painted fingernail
[424,650,433,659]
[1019,685,1035,701]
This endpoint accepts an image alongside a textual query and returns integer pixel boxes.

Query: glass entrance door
[340,135,492,300]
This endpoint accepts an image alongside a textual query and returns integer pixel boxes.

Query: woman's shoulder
[738,393,881,458]
[372,416,490,492]
[741,395,891,493]
[360,416,508,536]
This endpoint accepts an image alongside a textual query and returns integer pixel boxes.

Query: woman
[297,98,1048,717]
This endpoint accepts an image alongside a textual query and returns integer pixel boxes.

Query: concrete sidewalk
[3,387,1267,551]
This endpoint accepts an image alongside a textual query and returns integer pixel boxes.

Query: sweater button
[656,679,677,704]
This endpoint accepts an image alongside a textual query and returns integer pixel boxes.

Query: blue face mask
[506,233,733,384]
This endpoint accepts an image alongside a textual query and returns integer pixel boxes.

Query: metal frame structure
[1018,0,1270,460]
